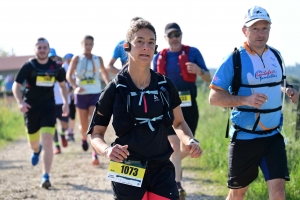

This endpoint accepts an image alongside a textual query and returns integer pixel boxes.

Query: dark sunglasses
[168,32,182,39]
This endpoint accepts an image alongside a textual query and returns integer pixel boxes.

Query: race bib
[80,79,96,85]
[106,160,147,187]
[179,90,192,107]
[36,75,55,87]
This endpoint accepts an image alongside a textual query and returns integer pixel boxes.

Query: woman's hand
[187,143,203,158]
[104,144,130,162]
[74,86,85,93]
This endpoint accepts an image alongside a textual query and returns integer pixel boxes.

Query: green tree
[0,47,15,57]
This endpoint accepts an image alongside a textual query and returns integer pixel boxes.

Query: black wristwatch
[200,68,206,75]
[188,138,200,145]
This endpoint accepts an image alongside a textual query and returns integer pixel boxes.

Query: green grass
[182,84,300,199]
[0,99,25,147]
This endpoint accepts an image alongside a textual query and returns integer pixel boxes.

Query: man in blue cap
[62,53,77,142]
[48,48,69,154]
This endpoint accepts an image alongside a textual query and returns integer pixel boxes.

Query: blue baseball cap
[48,48,57,57]
[64,53,74,59]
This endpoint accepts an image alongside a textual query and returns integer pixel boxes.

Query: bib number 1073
[121,165,138,176]
[106,161,146,187]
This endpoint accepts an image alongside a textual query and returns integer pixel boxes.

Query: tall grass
[0,99,25,147]
[183,84,300,199]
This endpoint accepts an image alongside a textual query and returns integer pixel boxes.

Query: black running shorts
[55,104,68,122]
[227,133,290,189]
[112,160,179,200]
[69,98,76,120]
[24,104,56,134]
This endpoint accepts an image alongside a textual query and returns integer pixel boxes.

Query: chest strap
[240,80,283,88]
[130,90,158,106]
[135,115,164,131]
[234,106,282,113]
[234,105,281,133]
[233,124,279,134]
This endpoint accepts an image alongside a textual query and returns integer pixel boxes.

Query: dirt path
[0,124,224,200]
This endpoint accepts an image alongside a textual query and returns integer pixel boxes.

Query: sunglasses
[168,32,182,39]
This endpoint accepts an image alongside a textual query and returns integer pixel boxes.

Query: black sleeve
[87,81,116,134]
[56,67,66,83]
[15,62,30,84]
[166,77,182,109]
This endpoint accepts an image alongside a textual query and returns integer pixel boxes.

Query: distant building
[0,55,62,79]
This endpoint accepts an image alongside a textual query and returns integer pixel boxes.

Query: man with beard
[12,38,69,188]
[153,23,211,200]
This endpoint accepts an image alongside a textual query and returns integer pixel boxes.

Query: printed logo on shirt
[255,70,277,81]
[49,64,56,70]
[154,95,159,102]
[270,56,276,61]
[213,75,220,84]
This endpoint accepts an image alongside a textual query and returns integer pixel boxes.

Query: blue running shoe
[31,144,42,166]
[40,173,51,189]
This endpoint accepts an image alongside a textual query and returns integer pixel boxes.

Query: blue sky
[0,0,299,68]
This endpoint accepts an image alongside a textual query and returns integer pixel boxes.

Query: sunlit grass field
[0,98,24,147]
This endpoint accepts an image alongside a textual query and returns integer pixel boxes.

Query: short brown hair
[82,35,94,43]
[126,19,156,42]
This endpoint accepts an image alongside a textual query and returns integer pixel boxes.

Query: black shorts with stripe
[227,133,290,189]
[24,103,56,134]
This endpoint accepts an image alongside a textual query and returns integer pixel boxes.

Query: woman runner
[87,19,202,200]
[67,35,109,165]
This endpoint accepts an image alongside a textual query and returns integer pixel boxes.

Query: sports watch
[188,138,200,145]
[200,68,206,75]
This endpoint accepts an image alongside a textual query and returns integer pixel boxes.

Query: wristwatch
[188,138,200,145]
[200,68,206,75]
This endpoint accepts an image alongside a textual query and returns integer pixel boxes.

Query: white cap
[244,6,271,27]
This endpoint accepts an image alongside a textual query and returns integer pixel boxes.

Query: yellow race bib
[106,160,146,187]
[80,79,96,85]
[36,75,55,87]
[179,90,192,107]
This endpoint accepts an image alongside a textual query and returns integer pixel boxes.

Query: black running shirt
[15,59,65,106]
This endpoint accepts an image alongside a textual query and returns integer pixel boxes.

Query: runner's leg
[226,187,248,200]
[28,133,40,153]
[59,120,68,147]
[88,105,99,165]
[40,128,55,174]
[267,179,286,200]
[76,107,89,141]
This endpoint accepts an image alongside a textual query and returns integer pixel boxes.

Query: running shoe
[61,135,68,147]
[82,140,89,151]
[40,173,51,189]
[178,188,187,200]
[177,182,187,200]
[67,133,75,142]
[92,156,100,166]
[53,146,61,154]
[31,144,42,166]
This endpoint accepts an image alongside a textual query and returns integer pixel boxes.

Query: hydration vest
[226,47,285,138]
[112,67,174,137]
[29,59,61,88]
[157,45,196,83]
